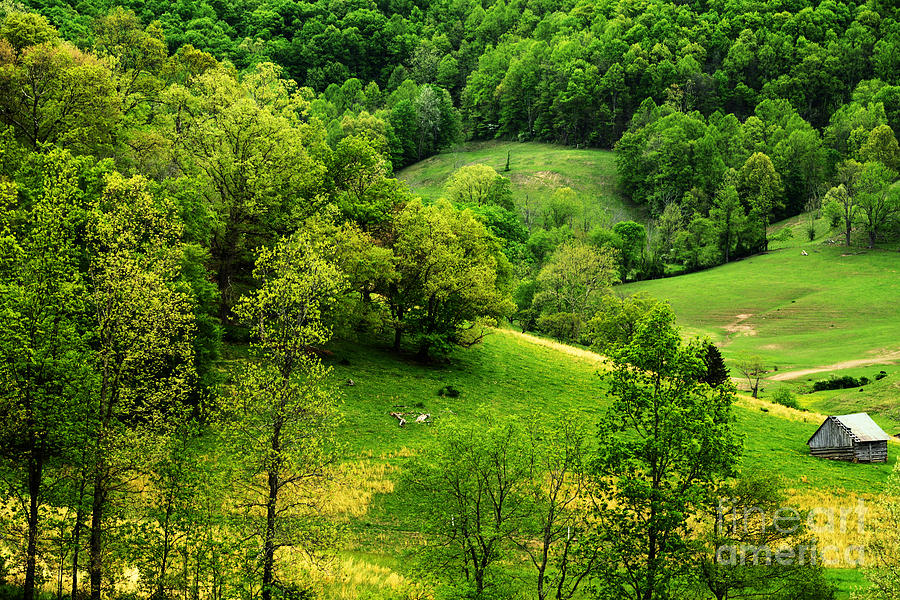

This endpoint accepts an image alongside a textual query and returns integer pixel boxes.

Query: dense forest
[0,0,899,598]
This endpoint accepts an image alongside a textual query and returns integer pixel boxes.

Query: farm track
[768,351,900,381]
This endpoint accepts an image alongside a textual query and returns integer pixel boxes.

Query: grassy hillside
[623,245,900,371]
[397,141,644,224]
[316,329,894,598]
[329,330,895,492]
[623,214,900,433]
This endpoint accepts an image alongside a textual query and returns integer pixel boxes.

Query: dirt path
[768,351,900,381]
[498,329,608,364]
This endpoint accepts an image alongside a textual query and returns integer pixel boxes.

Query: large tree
[167,62,329,319]
[229,229,343,600]
[738,152,783,252]
[409,415,532,597]
[533,240,619,342]
[593,305,741,600]
[85,172,196,600]
[443,163,513,210]
[854,161,900,248]
[0,18,119,155]
[709,184,749,263]
[0,149,92,600]
[385,199,515,357]
[522,417,599,600]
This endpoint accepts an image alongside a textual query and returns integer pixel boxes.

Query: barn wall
[810,447,856,461]
[854,441,888,463]
[808,419,852,450]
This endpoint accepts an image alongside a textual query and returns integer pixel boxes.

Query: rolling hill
[316,327,895,599]
[397,141,644,226]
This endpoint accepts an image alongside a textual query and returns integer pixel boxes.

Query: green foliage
[854,161,900,248]
[3,2,900,596]
[532,240,619,343]
[0,24,119,155]
[772,387,800,409]
[696,473,836,600]
[230,230,344,600]
[702,342,730,388]
[385,199,515,357]
[812,375,870,392]
[612,220,646,280]
[407,414,532,597]
[593,305,741,600]
[857,462,900,600]
[443,164,513,210]
[167,61,330,318]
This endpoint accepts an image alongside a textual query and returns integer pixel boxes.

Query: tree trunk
[261,419,282,600]
[24,452,44,600]
[71,449,89,600]
[261,471,277,600]
[845,220,852,247]
[89,468,106,600]
[393,327,402,352]
[157,498,174,599]
[71,502,84,599]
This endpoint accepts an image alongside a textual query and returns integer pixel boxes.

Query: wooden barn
[807,413,889,463]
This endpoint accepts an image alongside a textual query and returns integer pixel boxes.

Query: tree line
[1,2,899,598]
[0,8,513,599]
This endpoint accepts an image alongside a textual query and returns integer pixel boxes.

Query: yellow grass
[318,557,432,600]
[322,460,397,519]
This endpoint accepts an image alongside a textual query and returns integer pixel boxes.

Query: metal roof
[833,413,890,443]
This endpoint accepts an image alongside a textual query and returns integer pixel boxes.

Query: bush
[772,387,799,409]
[536,311,580,343]
[438,385,460,398]
[824,201,843,229]
[771,227,794,242]
[875,370,888,381]
[812,375,868,391]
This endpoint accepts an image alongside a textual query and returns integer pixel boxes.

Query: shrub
[824,201,843,228]
[772,227,794,242]
[812,375,868,391]
[536,311,580,343]
[772,387,799,409]
[875,370,888,381]
[438,385,460,398]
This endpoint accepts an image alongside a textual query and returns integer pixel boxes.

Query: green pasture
[623,244,900,371]
[397,140,643,224]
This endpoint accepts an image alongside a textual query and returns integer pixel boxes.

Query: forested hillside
[1,0,900,599]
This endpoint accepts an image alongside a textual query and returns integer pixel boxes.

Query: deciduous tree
[593,305,740,600]
[738,152,783,251]
[229,230,344,600]
[385,199,515,357]
[85,172,196,600]
[444,163,513,210]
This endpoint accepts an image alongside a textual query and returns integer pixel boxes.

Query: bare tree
[735,356,766,398]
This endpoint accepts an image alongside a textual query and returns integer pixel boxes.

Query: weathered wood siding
[808,418,852,450]
[854,441,888,463]
[808,418,888,462]
[810,446,856,460]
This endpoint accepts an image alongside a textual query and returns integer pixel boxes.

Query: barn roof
[807,413,889,445]
[834,413,890,442]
